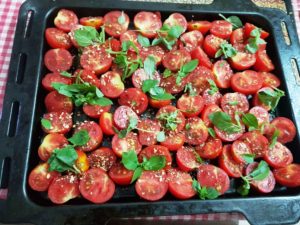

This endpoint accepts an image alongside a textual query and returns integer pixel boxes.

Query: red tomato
[41,111,72,134]
[202,89,222,106]
[265,117,296,144]
[244,23,269,39]
[161,131,185,151]
[38,133,68,161]
[231,70,263,95]
[210,20,232,39]
[187,20,212,35]
[108,162,134,186]
[195,137,223,159]
[75,150,89,172]
[239,131,269,158]
[119,30,141,51]
[79,16,103,29]
[54,9,78,32]
[44,91,73,113]
[163,13,187,32]
[135,170,168,201]
[231,140,252,164]
[249,106,270,126]
[104,38,121,52]
[253,50,275,72]
[187,66,215,94]
[44,48,73,72]
[138,145,172,169]
[74,69,101,89]
[42,72,72,91]
[99,71,125,98]
[190,46,212,69]
[132,68,161,89]
[260,72,281,88]
[134,11,162,38]
[79,168,115,203]
[273,164,300,187]
[80,44,112,75]
[221,92,249,117]
[99,112,115,136]
[48,174,80,204]
[197,164,230,195]
[176,146,201,172]
[140,45,166,65]
[185,117,208,145]
[229,49,256,71]
[203,34,224,58]
[112,132,142,157]
[180,30,203,51]
[83,103,111,119]
[88,147,117,171]
[103,11,130,38]
[149,97,171,109]
[167,168,196,199]
[113,105,138,130]
[264,142,293,169]
[156,105,186,133]
[177,94,204,117]
[162,49,191,72]
[160,72,187,94]
[219,145,244,178]
[28,163,59,192]
[214,124,245,142]
[137,119,161,146]
[201,104,222,127]
[230,28,244,45]
[74,121,103,152]
[118,88,149,115]
[245,162,275,193]
[213,60,233,89]
[45,28,72,49]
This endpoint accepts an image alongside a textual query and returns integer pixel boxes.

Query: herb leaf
[242,154,255,164]
[74,26,98,47]
[209,111,242,134]
[245,28,266,53]
[157,110,181,131]
[48,146,78,173]
[168,25,184,38]
[242,113,258,131]
[208,127,216,138]
[184,83,196,96]
[163,69,172,78]
[176,59,198,84]
[137,34,150,47]
[117,117,138,138]
[269,129,280,148]
[41,118,52,129]
[121,150,139,171]
[131,167,143,183]
[152,25,184,50]
[219,14,243,29]
[156,131,166,142]
[60,71,72,78]
[192,179,219,200]
[249,160,270,181]
[142,79,158,93]
[68,130,90,147]
[118,11,126,25]
[142,156,166,171]
[144,56,156,78]
[142,79,174,100]
[215,42,237,58]
[258,88,285,110]
[207,79,219,95]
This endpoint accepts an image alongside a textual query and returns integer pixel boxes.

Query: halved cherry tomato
[135,170,168,201]
[42,72,72,91]
[260,72,281,88]
[245,162,275,193]
[221,92,249,117]
[219,145,244,178]
[134,11,162,38]
[239,131,269,158]
[138,145,172,169]
[113,105,139,130]
[231,140,252,164]
[213,60,233,89]
[112,132,142,157]
[264,142,293,169]
[229,51,256,71]
[160,72,187,94]
[99,71,125,98]
[185,117,208,145]
[75,150,89,172]
[167,168,196,199]
[54,9,78,32]
[161,131,185,151]
[137,119,161,146]
[273,164,300,187]
[187,20,212,35]
[88,147,117,171]
[44,91,73,113]
[190,46,212,69]
[210,20,232,39]
[156,105,185,133]
[104,11,130,38]
[244,23,269,39]
[187,66,215,94]
[197,164,230,195]
[201,104,222,127]
[108,162,134,185]
[180,30,203,51]
[132,68,161,89]
[28,163,59,192]
[203,34,224,58]
[48,174,80,204]
[177,94,204,117]
[118,88,149,115]
[45,28,72,49]
[249,106,270,126]
[74,69,101,89]
[162,49,191,72]
[253,50,274,72]
[41,111,72,134]
[74,121,103,152]
[79,16,103,29]
[104,38,121,52]
[149,97,171,109]
[140,45,166,65]
[231,70,263,95]
[202,89,222,106]
[176,146,201,172]
[99,112,115,136]
[195,137,223,159]
[214,124,245,142]
[230,28,244,45]
[79,168,115,203]
[44,48,73,72]
[83,103,111,119]
[119,30,141,51]
[163,13,187,33]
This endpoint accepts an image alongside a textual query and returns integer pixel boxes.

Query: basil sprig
[242,113,259,131]
[258,88,285,110]
[219,14,243,30]
[142,79,174,100]
[157,110,182,131]
[74,26,106,47]
[245,28,266,53]
[41,118,52,129]
[209,111,242,134]
[192,179,219,200]
[207,79,219,95]
[215,42,237,58]
[176,59,199,85]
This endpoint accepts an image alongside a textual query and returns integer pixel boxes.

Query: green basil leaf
[129,116,138,129]
[185,123,191,130]
[152,37,162,46]
[184,82,196,96]
[258,88,285,110]
[88,97,113,106]
[142,79,159,93]
[245,42,258,54]
[156,131,166,142]
[249,160,270,181]
[157,110,181,131]
[242,113,258,130]
[150,91,174,100]
[118,11,126,25]
[168,25,184,38]
[228,101,239,106]
[208,127,216,138]
[242,154,255,164]
[182,59,199,73]
[131,166,143,183]
[207,79,219,95]
[216,42,237,58]
[41,118,52,129]
[137,34,150,47]
[144,56,156,78]
[215,49,223,58]
[209,111,242,134]
[205,187,220,199]
[219,14,243,29]
[68,130,90,146]
[48,146,78,173]
[142,155,166,171]
[163,69,172,78]
[60,71,72,78]
[269,129,280,149]
[74,26,98,47]
[192,179,201,192]
[194,151,203,163]
[121,150,139,171]
[95,88,104,98]
[237,179,250,196]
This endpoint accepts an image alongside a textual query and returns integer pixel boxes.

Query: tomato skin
[162,49,191,72]
[54,9,78,32]
[44,91,73,113]
[213,60,233,89]
[134,11,162,38]
[210,20,232,39]
[244,23,269,39]
[264,142,293,169]
[139,145,172,169]
[273,164,300,187]
[180,30,204,51]
[149,97,171,108]
[230,28,244,45]
[137,119,161,146]
[167,168,196,199]
[45,28,72,49]
[229,50,256,71]
[163,13,187,32]
[135,170,168,201]
[187,20,212,35]
[88,147,117,171]
[42,72,72,91]
[231,140,252,164]
[79,16,103,29]
[83,103,111,119]
[108,163,134,185]
[99,112,115,136]
[79,168,115,203]
[113,105,139,130]
[197,164,230,195]
[239,131,269,158]
[253,50,275,72]
[100,71,125,98]
[28,163,59,192]
[104,11,130,38]
[195,137,223,159]
[44,48,73,73]
[214,124,245,142]
[185,117,208,145]
[176,146,201,172]
[260,72,281,88]
[190,46,212,69]
[177,94,204,117]
[41,111,72,134]
[231,70,263,95]
[161,132,185,151]
[75,150,90,172]
[221,92,249,117]
[112,132,142,157]
[203,34,224,58]
[202,89,222,106]
[219,145,244,178]
[249,106,270,126]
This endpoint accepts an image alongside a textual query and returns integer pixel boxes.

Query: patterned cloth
[0,0,299,223]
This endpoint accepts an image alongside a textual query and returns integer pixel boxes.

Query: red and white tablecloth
[0,0,299,223]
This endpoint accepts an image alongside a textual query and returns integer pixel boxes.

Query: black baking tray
[0,0,300,224]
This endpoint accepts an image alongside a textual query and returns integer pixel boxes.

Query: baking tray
[0,0,300,224]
